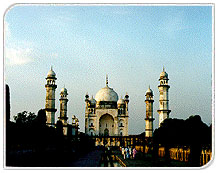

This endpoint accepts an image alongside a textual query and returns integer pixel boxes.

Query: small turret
[90,95,96,105]
[117,97,125,106]
[124,92,129,103]
[85,92,89,101]
[106,74,109,87]
[72,115,79,136]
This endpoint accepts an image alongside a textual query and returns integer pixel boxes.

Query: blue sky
[4,5,212,134]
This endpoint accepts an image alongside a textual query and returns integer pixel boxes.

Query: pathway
[69,149,104,167]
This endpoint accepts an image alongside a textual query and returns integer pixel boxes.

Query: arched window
[120,132,123,136]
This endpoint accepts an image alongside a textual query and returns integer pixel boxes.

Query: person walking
[126,147,129,159]
[129,147,132,159]
[122,147,125,159]
[133,147,137,159]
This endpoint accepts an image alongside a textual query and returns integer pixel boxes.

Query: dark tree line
[5,84,96,167]
[6,109,74,166]
[6,84,10,123]
[153,115,212,166]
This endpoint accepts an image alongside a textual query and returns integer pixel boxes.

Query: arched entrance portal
[99,114,114,136]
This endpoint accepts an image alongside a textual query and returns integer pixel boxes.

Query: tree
[184,115,210,166]
[153,118,185,164]
[56,120,63,136]
[153,115,211,167]
[34,109,47,126]
[14,111,36,125]
[6,84,10,123]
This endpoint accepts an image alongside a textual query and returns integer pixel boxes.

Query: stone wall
[158,147,212,166]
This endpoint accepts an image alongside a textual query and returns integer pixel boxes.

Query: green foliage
[14,111,36,125]
[34,109,47,126]
[153,115,211,147]
[153,115,212,166]
[6,84,10,122]
[56,120,63,136]
[7,109,78,166]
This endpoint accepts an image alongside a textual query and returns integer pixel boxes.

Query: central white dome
[95,86,118,102]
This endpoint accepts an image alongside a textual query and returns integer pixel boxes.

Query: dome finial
[106,74,108,87]
[47,66,56,78]
[163,65,165,72]
[51,65,53,71]
[146,86,153,95]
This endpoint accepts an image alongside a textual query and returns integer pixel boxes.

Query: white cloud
[5,47,33,66]
[4,21,35,66]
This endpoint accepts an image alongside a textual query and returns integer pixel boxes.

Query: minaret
[145,86,154,138]
[59,87,68,135]
[157,67,171,127]
[124,92,129,136]
[106,74,108,87]
[85,92,89,134]
[45,66,57,126]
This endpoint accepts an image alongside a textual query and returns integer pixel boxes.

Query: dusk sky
[4,5,212,134]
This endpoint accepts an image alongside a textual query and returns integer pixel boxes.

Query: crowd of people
[120,146,137,160]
